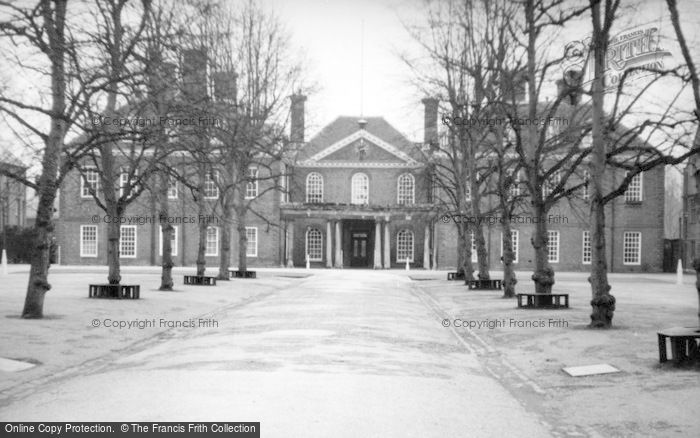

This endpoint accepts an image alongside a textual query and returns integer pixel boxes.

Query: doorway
[343,219,375,268]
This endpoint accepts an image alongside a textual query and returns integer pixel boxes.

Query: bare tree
[0,1,134,317]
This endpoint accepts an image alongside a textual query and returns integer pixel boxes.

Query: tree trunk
[195,167,207,277]
[159,173,173,290]
[236,186,248,272]
[474,223,490,280]
[588,0,615,328]
[217,198,233,279]
[501,218,517,298]
[22,0,68,319]
[693,258,700,328]
[530,201,554,294]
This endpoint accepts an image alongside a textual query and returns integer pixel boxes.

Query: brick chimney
[290,94,306,143]
[213,70,237,104]
[181,49,208,103]
[422,97,439,147]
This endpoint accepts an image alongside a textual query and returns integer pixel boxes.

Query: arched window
[397,173,415,205]
[306,228,323,261]
[351,173,369,204]
[396,229,414,262]
[306,172,323,203]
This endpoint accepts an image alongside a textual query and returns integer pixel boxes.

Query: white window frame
[547,230,559,263]
[542,170,561,198]
[470,231,477,263]
[80,225,98,257]
[623,231,641,265]
[168,177,178,199]
[159,225,178,256]
[205,226,219,256]
[305,228,323,262]
[246,226,258,257]
[397,173,415,205]
[509,171,521,198]
[582,170,590,200]
[582,230,591,264]
[624,172,643,202]
[351,173,369,205]
[245,167,258,199]
[500,230,519,263]
[204,171,219,199]
[81,167,99,198]
[396,229,414,263]
[119,225,137,259]
[306,172,323,203]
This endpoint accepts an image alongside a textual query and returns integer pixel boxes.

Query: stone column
[334,221,343,268]
[383,221,391,269]
[423,223,431,269]
[374,220,383,269]
[326,220,333,268]
[286,221,294,268]
[694,258,700,328]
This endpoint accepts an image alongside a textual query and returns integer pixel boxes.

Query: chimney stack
[181,49,208,103]
[290,93,306,143]
[422,97,439,147]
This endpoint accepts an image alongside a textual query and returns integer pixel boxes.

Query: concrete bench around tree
[447,272,465,281]
[657,327,700,365]
[516,293,569,308]
[183,275,217,286]
[88,284,140,299]
[466,279,502,290]
[229,269,257,279]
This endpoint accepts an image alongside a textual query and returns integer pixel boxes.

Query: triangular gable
[302,130,418,165]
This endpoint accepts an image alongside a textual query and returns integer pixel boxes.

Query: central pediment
[298,129,421,168]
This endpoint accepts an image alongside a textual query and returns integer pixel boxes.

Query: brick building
[53,91,669,272]
[0,161,27,228]
[682,153,700,267]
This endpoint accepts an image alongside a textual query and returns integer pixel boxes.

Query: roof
[297,116,422,161]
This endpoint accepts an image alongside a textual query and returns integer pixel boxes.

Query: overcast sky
[266,0,700,143]
[1,0,699,161]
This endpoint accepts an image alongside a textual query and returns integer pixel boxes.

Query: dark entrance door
[350,231,369,267]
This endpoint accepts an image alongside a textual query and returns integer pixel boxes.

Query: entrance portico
[280,204,435,269]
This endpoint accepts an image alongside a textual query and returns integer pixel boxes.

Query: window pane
[396,229,414,262]
[351,173,369,204]
[306,228,323,261]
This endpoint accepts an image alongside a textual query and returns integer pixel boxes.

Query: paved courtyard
[0,267,698,437]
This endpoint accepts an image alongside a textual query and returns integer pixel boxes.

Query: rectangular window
[168,177,178,199]
[246,167,258,199]
[623,231,641,265]
[81,168,99,198]
[80,225,98,257]
[159,225,178,256]
[500,230,519,263]
[204,171,219,199]
[205,226,219,256]
[542,170,561,198]
[246,227,258,257]
[470,231,477,263]
[119,225,137,258]
[582,231,591,264]
[547,230,559,263]
[509,171,521,198]
[582,170,590,200]
[624,172,643,202]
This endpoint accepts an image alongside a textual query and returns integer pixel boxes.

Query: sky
[1,0,699,161]
[264,0,700,143]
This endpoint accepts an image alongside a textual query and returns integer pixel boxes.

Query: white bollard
[676,259,683,285]
[405,258,409,271]
[1,249,7,276]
